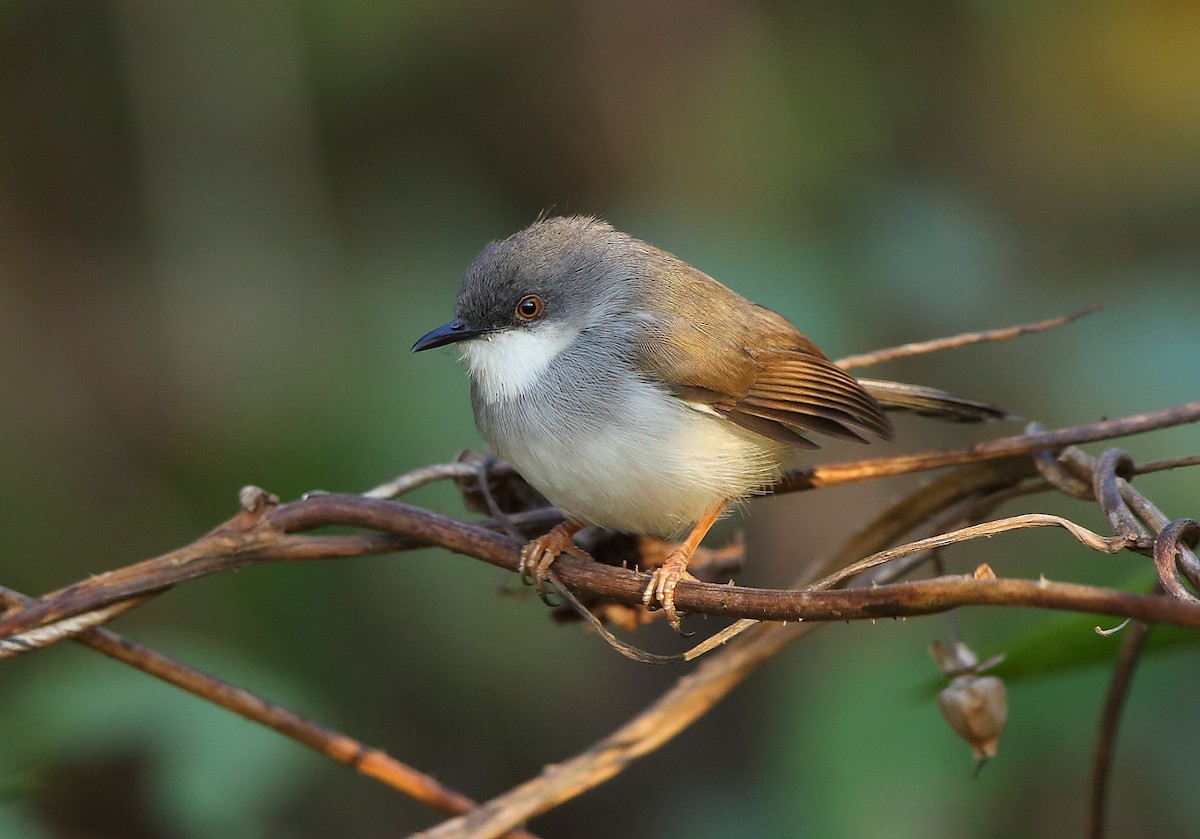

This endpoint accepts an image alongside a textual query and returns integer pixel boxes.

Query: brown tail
[858,379,1015,424]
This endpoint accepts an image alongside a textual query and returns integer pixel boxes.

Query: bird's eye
[515,294,545,321]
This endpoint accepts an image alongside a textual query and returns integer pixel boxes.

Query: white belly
[479,376,785,536]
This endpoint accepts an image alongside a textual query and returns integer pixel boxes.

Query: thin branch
[1154,520,1200,602]
[1087,618,1152,839]
[0,586,539,839]
[364,461,494,500]
[1135,454,1200,473]
[853,477,1047,589]
[414,618,819,839]
[1092,449,1148,548]
[811,512,1134,591]
[777,401,1200,492]
[798,457,1036,586]
[1057,446,1200,588]
[0,595,150,658]
[834,305,1100,370]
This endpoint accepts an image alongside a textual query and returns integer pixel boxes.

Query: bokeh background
[2,2,1198,837]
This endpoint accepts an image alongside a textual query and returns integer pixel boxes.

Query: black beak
[411,319,492,352]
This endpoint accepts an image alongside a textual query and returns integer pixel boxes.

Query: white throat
[460,323,579,403]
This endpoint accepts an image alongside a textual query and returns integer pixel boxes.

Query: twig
[1135,454,1200,473]
[1087,618,1151,839]
[854,478,1047,589]
[777,401,1200,492]
[811,512,1134,591]
[1057,447,1200,589]
[834,305,1100,370]
[797,457,1036,586]
[1154,520,1200,601]
[364,462,483,499]
[0,585,539,839]
[1092,449,1148,548]
[0,595,150,658]
[414,618,820,839]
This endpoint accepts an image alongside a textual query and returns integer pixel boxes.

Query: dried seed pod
[937,672,1008,766]
[930,640,1008,769]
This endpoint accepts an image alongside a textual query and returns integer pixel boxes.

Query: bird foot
[518,521,586,596]
[642,549,698,633]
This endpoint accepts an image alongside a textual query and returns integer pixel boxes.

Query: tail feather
[858,379,1015,424]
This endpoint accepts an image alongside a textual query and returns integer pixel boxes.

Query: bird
[413,216,1007,630]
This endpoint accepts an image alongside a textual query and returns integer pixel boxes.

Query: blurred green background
[1,1,1198,837]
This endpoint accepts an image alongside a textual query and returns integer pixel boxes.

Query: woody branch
[2,402,1198,651]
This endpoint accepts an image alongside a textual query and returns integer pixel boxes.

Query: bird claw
[642,551,697,633]
[518,521,586,596]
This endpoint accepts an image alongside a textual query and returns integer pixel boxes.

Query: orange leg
[518,520,586,596]
[642,501,726,632]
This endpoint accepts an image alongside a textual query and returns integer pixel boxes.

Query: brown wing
[633,265,892,449]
